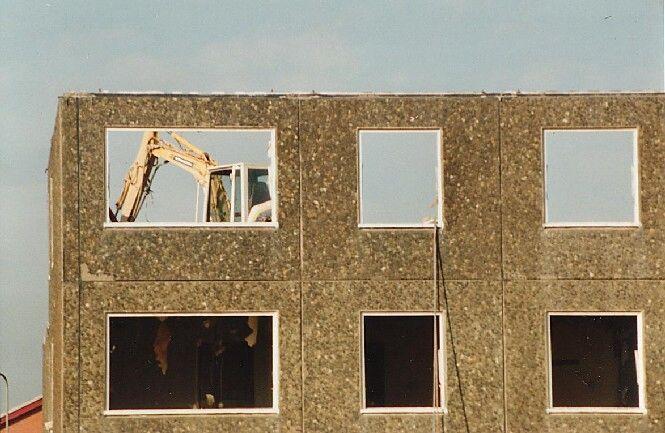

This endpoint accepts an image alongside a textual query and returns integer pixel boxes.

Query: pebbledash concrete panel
[77,95,301,282]
[302,280,439,433]
[79,281,302,433]
[504,280,665,433]
[45,102,64,433]
[501,95,665,280]
[299,96,502,281]
[47,99,80,433]
[56,97,81,284]
[45,93,665,433]
[301,280,503,433]
[439,281,504,433]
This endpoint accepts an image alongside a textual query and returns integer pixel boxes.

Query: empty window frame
[358,130,442,227]
[547,312,645,414]
[105,128,277,227]
[543,129,639,227]
[361,313,445,413]
[106,313,279,415]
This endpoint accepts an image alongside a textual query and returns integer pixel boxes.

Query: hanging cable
[434,226,470,433]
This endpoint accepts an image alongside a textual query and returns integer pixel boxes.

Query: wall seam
[298,98,305,433]
[75,277,665,284]
[79,277,505,283]
[75,97,82,433]
[498,96,508,433]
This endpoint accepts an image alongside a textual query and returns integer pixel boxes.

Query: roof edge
[61,90,665,98]
[0,395,42,425]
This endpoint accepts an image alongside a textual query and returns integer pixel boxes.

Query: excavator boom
[112,131,224,222]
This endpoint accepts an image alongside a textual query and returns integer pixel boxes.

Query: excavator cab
[206,163,273,223]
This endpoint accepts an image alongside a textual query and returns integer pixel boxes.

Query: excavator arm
[111,131,228,222]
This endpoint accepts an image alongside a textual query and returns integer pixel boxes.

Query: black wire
[435,227,471,433]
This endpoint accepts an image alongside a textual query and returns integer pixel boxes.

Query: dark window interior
[549,314,639,408]
[109,315,273,410]
[363,315,441,408]
[248,168,270,208]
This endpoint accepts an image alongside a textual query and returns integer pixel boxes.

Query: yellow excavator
[110,131,272,223]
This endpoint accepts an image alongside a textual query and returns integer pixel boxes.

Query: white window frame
[203,162,273,223]
[104,127,279,228]
[104,311,280,416]
[360,311,446,414]
[546,311,646,414]
[357,129,443,229]
[542,128,640,228]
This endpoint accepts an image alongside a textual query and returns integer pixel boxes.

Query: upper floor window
[106,128,277,227]
[358,130,442,227]
[543,129,638,227]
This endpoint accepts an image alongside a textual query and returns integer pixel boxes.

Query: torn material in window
[108,314,274,410]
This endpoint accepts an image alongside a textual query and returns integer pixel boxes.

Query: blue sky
[0,0,663,409]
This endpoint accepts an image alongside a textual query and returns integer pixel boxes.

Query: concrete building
[44,92,664,433]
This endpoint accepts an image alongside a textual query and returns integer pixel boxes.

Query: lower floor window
[362,313,445,412]
[548,312,645,412]
[107,313,278,413]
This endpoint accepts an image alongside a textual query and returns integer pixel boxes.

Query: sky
[0,0,663,410]
[360,130,439,224]
[544,129,638,224]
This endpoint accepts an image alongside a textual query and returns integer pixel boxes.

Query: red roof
[0,396,42,427]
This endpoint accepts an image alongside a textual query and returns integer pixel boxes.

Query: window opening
[358,130,441,227]
[106,129,276,226]
[543,129,638,226]
[362,313,444,412]
[548,313,644,412]
[107,314,277,413]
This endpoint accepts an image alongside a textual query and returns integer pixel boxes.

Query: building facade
[44,93,665,433]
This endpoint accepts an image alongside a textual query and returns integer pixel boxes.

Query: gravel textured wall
[46,93,664,433]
